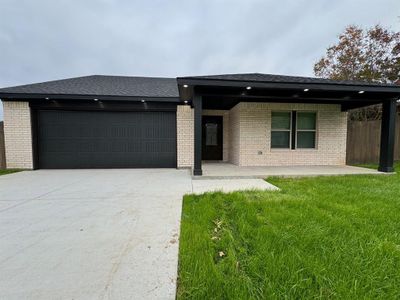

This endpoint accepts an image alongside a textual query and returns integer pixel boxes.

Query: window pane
[297,112,316,130]
[206,123,218,146]
[272,112,291,130]
[271,131,290,148]
[297,131,316,148]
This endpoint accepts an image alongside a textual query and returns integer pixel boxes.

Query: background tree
[314,25,400,120]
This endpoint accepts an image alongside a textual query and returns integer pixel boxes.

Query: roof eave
[0,93,181,102]
[177,78,400,94]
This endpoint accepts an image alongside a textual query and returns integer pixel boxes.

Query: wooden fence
[0,122,5,169]
[346,115,400,164]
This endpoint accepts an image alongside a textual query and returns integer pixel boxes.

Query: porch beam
[341,101,381,111]
[193,94,203,176]
[378,100,397,172]
[177,78,400,93]
[201,93,384,103]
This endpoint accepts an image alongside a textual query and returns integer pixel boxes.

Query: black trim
[341,101,382,111]
[291,111,296,150]
[30,107,39,170]
[30,100,179,170]
[202,116,223,160]
[1,94,180,103]
[193,94,203,176]
[179,82,397,110]
[177,78,400,93]
[29,100,178,112]
[378,100,396,172]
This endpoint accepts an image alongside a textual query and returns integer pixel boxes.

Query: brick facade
[176,102,347,169]
[228,102,347,166]
[3,101,33,169]
[177,105,194,168]
[3,101,347,170]
[228,105,240,165]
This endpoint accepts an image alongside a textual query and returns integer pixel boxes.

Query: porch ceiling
[177,74,400,111]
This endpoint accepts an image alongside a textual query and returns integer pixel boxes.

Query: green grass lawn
[0,169,22,176]
[178,164,400,299]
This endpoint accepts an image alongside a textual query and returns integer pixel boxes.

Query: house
[0,73,398,175]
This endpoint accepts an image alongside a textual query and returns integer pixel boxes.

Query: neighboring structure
[0,73,398,174]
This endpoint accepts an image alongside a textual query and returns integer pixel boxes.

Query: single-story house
[0,73,398,175]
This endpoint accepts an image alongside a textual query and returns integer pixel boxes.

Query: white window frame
[295,111,318,149]
[271,111,292,149]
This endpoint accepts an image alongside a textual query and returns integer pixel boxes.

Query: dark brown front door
[202,116,223,160]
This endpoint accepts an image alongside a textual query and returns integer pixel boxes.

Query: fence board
[346,115,400,164]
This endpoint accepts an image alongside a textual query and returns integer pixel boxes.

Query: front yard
[178,164,400,299]
[0,169,21,176]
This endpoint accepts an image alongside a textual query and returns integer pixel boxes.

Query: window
[271,111,317,149]
[205,123,218,146]
[296,112,316,148]
[271,112,291,148]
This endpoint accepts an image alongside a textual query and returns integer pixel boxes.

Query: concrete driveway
[0,169,192,300]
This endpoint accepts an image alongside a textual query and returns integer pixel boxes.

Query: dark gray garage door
[37,110,177,168]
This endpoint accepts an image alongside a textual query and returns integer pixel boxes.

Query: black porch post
[193,94,203,175]
[378,100,396,172]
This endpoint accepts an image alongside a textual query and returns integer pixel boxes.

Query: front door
[202,116,223,160]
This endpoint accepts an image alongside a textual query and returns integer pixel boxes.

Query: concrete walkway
[192,178,279,194]
[202,163,385,178]
[0,169,192,300]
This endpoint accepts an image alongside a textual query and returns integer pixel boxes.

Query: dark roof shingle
[0,75,179,98]
[180,72,397,87]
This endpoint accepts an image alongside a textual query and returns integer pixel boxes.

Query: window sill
[270,148,318,152]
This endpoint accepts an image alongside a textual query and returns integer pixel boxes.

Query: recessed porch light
[94,98,99,101]
[303,88,309,92]
[45,97,50,100]
[184,100,188,104]
[246,86,252,90]
[183,84,189,88]
[141,99,145,103]
[358,91,365,94]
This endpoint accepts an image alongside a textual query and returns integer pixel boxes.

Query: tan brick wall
[177,107,231,168]
[228,105,241,165]
[230,102,347,166]
[203,110,229,161]
[177,105,194,168]
[3,101,33,169]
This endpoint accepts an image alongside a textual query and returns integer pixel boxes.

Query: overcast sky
[0,0,399,119]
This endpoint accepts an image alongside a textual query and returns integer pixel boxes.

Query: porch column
[378,100,396,172]
[193,94,203,175]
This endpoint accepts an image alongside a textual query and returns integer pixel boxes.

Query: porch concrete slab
[191,178,279,194]
[202,163,385,178]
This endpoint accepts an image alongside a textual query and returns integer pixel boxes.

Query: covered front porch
[177,73,399,176]
[199,162,384,179]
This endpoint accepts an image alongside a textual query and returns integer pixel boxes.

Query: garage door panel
[37,110,177,168]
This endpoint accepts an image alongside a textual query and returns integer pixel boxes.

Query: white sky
[0,0,399,120]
